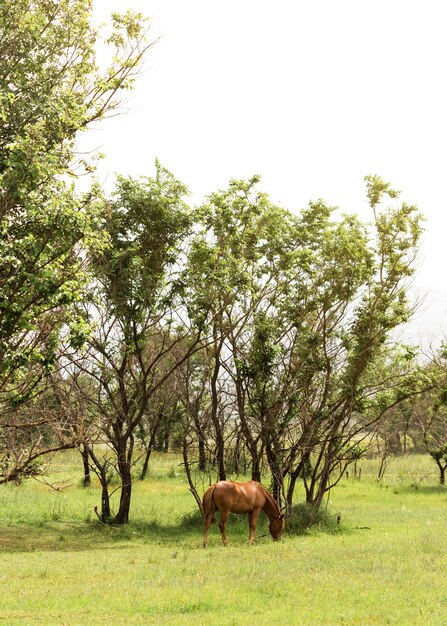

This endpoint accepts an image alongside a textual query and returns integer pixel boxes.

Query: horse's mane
[261,485,281,519]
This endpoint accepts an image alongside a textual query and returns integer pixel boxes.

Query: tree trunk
[286,459,304,513]
[232,361,261,481]
[438,462,445,486]
[140,417,162,481]
[307,462,332,510]
[85,444,111,522]
[114,464,132,524]
[233,428,242,474]
[303,458,320,509]
[80,443,91,487]
[251,455,262,482]
[306,486,324,510]
[162,428,169,453]
[140,445,152,481]
[182,436,204,517]
[114,440,133,524]
[100,478,111,522]
[377,452,389,480]
[197,429,207,472]
[213,429,226,481]
[265,443,283,504]
[190,402,207,472]
[210,336,226,481]
[271,474,282,505]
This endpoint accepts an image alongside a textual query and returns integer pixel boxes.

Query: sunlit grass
[1,453,447,624]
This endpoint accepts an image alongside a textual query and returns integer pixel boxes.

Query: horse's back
[213,480,265,513]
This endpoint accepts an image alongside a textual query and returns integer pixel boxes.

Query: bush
[287,503,344,535]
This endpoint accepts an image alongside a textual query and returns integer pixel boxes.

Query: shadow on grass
[0,503,350,554]
[0,508,214,554]
[0,507,286,553]
[134,509,272,544]
[0,515,200,554]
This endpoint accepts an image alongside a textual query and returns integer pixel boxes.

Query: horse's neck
[261,488,280,520]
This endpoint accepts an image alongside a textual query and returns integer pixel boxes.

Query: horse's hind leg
[219,510,229,546]
[248,508,260,544]
[203,511,215,548]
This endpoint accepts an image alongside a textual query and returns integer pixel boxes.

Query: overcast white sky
[87,0,447,346]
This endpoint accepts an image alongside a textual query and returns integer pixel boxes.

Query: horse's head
[269,514,285,541]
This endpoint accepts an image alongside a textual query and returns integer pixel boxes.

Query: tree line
[2,1,447,524]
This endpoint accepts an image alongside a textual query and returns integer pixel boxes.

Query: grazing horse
[202,480,285,547]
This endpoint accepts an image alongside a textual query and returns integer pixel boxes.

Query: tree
[67,164,204,523]
[176,351,213,473]
[0,0,153,483]
[0,1,152,387]
[197,175,426,508]
[414,353,447,485]
[0,374,86,485]
[186,176,296,482]
[274,176,427,509]
[423,416,447,486]
[183,174,428,512]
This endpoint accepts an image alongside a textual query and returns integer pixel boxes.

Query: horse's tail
[202,484,217,523]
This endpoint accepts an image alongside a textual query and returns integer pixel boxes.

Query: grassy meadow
[1,452,447,625]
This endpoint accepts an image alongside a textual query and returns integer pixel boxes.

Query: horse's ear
[279,513,284,519]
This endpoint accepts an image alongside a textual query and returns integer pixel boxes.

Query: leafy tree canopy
[0,0,152,393]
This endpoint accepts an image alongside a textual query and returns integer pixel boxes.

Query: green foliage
[0,8,431,515]
[244,312,282,383]
[0,0,151,393]
[428,443,447,463]
[287,502,343,535]
[187,176,296,320]
[0,0,153,493]
[364,174,400,208]
[184,173,427,508]
[93,161,191,325]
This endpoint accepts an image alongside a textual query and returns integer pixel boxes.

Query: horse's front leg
[248,509,260,544]
[219,510,229,546]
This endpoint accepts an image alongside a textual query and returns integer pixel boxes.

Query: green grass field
[1,452,447,625]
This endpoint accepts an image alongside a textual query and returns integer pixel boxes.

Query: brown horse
[202,480,285,547]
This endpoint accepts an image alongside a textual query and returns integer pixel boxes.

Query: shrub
[287,503,345,535]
